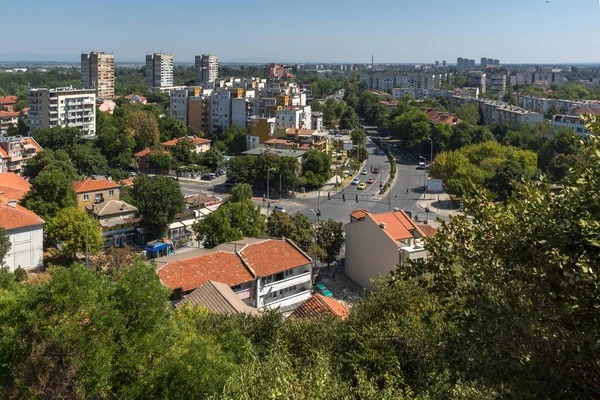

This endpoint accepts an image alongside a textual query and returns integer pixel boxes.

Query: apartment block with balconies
[146,53,174,88]
[81,51,115,99]
[0,136,43,174]
[28,87,96,136]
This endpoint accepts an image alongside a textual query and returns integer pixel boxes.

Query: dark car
[201,174,216,181]
[373,168,380,173]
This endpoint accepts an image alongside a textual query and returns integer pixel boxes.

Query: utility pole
[266,168,270,217]
[279,173,282,200]
[85,218,89,267]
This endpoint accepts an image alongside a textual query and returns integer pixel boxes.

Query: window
[109,190,114,197]
[95,193,102,201]
[83,194,89,201]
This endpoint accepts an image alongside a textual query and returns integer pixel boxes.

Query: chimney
[7,200,17,208]
[379,222,386,229]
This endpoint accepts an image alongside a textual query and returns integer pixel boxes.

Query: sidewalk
[416,192,461,222]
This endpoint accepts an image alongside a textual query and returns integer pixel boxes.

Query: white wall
[4,225,44,272]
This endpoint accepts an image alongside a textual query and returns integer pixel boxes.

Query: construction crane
[353,65,357,86]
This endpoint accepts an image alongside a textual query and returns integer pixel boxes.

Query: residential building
[0,136,42,174]
[162,136,211,153]
[81,51,115,99]
[97,99,116,114]
[195,54,218,84]
[264,63,292,78]
[157,238,313,312]
[442,60,447,68]
[361,72,445,91]
[188,96,211,133]
[264,127,328,152]
[290,294,349,320]
[0,95,17,111]
[210,90,232,134]
[275,105,312,130]
[28,86,96,136]
[550,107,600,138]
[247,115,276,149]
[125,93,147,104]
[509,73,527,87]
[479,99,544,125]
[89,199,138,248]
[231,97,250,129]
[311,111,323,132]
[170,88,189,125]
[174,280,259,314]
[488,74,507,93]
[516,94,600,114]
[0,110,20,135]
[469,71,486,93]
[481,57,487,67]
[0,199,44,272]
[146,53,173,88]
[72,178,121,209]
[345,210,429,290]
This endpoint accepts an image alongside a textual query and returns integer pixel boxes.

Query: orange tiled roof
[350,209,369,220]
[0,200,44,230]
[0,147,7,158]
[22,137,42,152]
[422,107,462,125]
[0,172,31,201]
[119,178,135,186]
[297,129,316,136]
[72,178,119,194]
[158,251,254,291]
[0,110,20,118]
[134,148,152,157]
[162,136,211,147]
[291,294,349,320]
[418,224,439,239]
[0,96,17,106]
[368,211,419,243]
[568,107,600,116]
[240,239,311,277]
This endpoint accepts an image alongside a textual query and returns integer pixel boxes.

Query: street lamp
[266,167,275,216]
[419,156,427,189]
[310,208,319,269]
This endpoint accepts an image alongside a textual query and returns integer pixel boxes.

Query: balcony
[258,271,311,296]
[234,288,253,300]
[262,289,311,310]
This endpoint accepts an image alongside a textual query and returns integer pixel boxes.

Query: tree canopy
[46,207,104,259]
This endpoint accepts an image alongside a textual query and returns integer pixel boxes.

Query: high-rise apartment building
[28,87,96,136]
[146,53,173,88]
[195,54,218,84]
[469,71,486,94]
[81,52,115,99]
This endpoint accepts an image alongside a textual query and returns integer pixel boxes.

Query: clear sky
[2,0,599,64]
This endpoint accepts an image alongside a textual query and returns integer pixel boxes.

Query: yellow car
[358,182,367,190]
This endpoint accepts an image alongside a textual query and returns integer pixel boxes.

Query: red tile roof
[240,239,311,277]
[158,251,254,292]
[0,110,20,118]
[72,179,119,194]
[422,107,462,125]
[418,224,439,239]
[119,178,135,187]
[298,129,316,136]
[134,148,152,157]
[22,137,42,152]
[0,172,31,201]
[0,96,17,106]
[568,107,600,116]
[366,210,423,244]
[0,200,45,230]
[291,294,349,320]
[0,147,7,158]
[162,136,211,147]
[350,209,369,220]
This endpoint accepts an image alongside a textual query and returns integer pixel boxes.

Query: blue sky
[2,0,599,63]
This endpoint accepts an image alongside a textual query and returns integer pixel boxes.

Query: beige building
[72,178,120,209]
[345,210,429,290]
[28,87,96,136]
[146,53,173,88]
[81,52,115,99]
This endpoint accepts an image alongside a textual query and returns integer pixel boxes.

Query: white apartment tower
[146,53,174,88]
[81,51,115,99]
[28,87,96,136]
[195,54,218,84]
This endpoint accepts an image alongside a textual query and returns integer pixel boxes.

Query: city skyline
[2,0,600,64]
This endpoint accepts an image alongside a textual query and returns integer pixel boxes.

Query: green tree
[31,126,82,150]
[158,116,187,142]
[0,228,10,267]
[125,110,160,151]
[214,127,247,155]
[129,175,185,236]
[68,143,108,176]
[486,159,525,201]
[21,168,77,219]
[456,103,481,125]
[5,119,28,137]
[302,150,331,188]
[22,149,79,181]
[170,138,196,165]
[46,207,104,258]
[266,212,315,252]
[147,151,173,173]
[201,147,225,170]
[316,219,344,266]
[350,128,367,146]
[229,183,253,203]
[339,108,359,130]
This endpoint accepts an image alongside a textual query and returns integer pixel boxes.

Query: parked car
[129,172,137,177]
[273,205,286,213]
[367,178,375,184]
[373,168,380,173]
[361,168,367,175]
[351,178,361,185]
[315,284,333,298]
[417,162,426,170]
[358,182,367,190]
[201,174,216,181]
